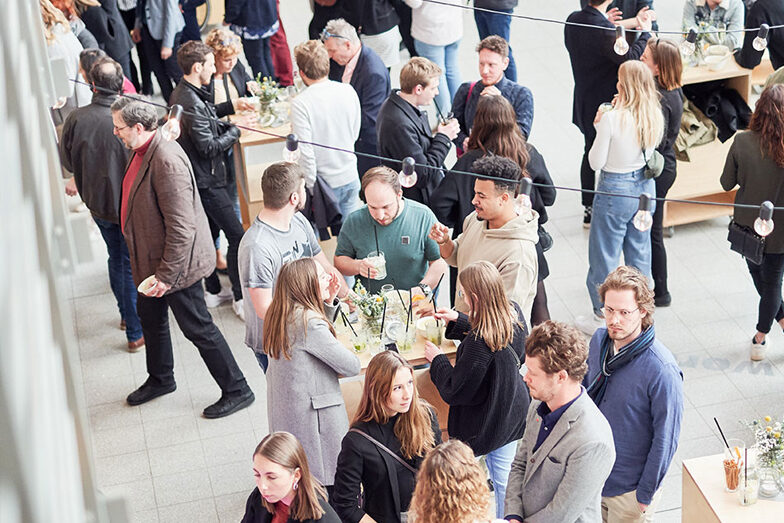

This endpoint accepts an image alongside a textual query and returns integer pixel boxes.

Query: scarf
[587,326,655,405]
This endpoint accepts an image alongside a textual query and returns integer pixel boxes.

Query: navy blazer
[564,5,649,136]
[329,46,391,155]
[224,0,276,30]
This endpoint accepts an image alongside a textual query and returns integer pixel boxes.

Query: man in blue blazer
[324,18,391,179]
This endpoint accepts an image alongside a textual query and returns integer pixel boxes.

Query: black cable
[76,79,782,211]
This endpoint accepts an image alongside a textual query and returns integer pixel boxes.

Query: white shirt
[404,0,463,46]
[290,79,361,189]
[588,109,650,174]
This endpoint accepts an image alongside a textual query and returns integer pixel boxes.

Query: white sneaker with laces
[204,286,233,308]
[751,337,767,361]
[575,313,605,336]
[232,299,245,322]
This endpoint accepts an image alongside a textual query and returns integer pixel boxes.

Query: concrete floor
[69,2,783,521]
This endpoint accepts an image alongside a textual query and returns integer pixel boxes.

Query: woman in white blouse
[578,60,664,332]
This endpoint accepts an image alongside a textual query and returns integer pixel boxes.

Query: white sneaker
[575,313,605,336]
[751,337,767,361]
[204,286,232,308]
[232,299,245,322]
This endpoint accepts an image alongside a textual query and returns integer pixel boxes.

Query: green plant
[743,415,784,469]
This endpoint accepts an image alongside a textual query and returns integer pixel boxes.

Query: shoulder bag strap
[349,428,417,475]
[466,81,477,106]
[505,343,522,369]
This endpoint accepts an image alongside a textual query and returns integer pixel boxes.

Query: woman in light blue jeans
[579,61,664,330]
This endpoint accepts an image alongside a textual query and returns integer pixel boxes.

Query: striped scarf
[587,326,656,405]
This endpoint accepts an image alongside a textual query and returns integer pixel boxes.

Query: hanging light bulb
[753,24,770,52]
[283,133,300,162]
[515,177,533,215]
[680,29,698,56]
[398,157,417,188]
[754,201,775,236]
[160,104,183,141]
[633,193,654,232]
[614,26,629,56]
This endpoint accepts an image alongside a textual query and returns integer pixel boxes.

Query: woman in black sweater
[332,351,441,523]
[424,260,529,519]
[641,38,684,307]
[430,95,556,323]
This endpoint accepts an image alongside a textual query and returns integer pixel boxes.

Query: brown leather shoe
[120,319,126,330]
[127,337,145,353]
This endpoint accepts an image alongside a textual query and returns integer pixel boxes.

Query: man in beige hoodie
[429,155,539,325]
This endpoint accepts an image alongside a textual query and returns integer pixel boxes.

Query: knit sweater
[429,304,529,456]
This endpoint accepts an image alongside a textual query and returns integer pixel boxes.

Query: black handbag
[727,221,764,265]
[537,226,553,252]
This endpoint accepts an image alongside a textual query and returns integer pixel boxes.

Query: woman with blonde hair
[576,59,664,335]
[409,440,504,523]
[332,351,441,523]
[423,260,528,519]
[205,27,255,106]
[242,431,340,522]
[263,258,361,492]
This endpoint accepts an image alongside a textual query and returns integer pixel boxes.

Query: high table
[682,454,784,521]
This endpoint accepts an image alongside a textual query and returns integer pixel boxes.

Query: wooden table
[231,120,290,229]
[682,454,784,521]
[664,60,752,227]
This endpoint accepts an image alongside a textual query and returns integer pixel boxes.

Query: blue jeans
[93,217,143,342]
[331,178,362,220]
[254,350,268,373]
[587,169,655,312]
[474,9,517,82]
[484,439,518,519]
[414,38,462,113]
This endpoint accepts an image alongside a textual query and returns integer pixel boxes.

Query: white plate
[137,275,157,294]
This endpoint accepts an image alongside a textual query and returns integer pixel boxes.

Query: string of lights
[68,79,783,237]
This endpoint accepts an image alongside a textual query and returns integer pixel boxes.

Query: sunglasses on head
[319,29,348,42]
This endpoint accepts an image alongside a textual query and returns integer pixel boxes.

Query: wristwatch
[417,283,432,296]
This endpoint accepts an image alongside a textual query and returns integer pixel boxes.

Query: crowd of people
[46,0,784,521]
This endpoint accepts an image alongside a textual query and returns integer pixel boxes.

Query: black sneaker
[126,379,176,406]
[583,206,592,229]
[203,389,255,419]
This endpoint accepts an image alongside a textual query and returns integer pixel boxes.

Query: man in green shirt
[334,166,447,294]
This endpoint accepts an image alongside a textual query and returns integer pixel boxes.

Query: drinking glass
[367,251,387,280]
[723,439,745,492]
[425,318,443,346]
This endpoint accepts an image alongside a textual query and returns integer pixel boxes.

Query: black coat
[80,0,134,63]
[736,0,784,70]
[332,413,442,523]
[656,86,684,180]
[169,79,240,189]
[240,489,340,523]
[429,303,530,456]
[564,5,650,136]
[339,0,398,36]
[376,90,452,206]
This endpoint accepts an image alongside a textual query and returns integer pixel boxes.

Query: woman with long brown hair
[431,94,556,325]
[242,431,340,522]
[332,351,441,523]
[423,260,528,519]
[263,258,361,491]
[721,84,784,361]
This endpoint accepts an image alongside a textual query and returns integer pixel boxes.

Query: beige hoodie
[446,209,540,325]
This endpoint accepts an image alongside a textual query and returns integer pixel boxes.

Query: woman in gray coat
[263,258,361,489]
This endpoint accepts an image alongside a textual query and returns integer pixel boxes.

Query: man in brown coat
[110,97,254,418]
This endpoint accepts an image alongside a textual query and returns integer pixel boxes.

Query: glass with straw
[738,447,759,506]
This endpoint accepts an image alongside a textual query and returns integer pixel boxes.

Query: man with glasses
[583,266,683,523]
[322,18,391,178]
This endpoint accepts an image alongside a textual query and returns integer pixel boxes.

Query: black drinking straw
[433,97,446,124]
[406,301,411,332]
[430,273,445,303]
[744,447,748,500]
[714,417,731,450]
[391,279,410,319]
[380,301,387,340]
[340,310,357,337]
[373,225,380,253]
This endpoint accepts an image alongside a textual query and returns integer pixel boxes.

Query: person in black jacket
[224,0,278,80]
[79,0,135,79]
[565,0,652,227]
[169,41,247,317]
[332,351,441,523]
[339,0,400,68]
[424,260,529,519]
[431,95,555,323]
[242,431,340,523]
[376,57,459,206]
[205,28,254,102]
[736,0,784,70]
[641,38,684,308]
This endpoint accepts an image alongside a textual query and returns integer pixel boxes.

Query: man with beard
[237,162,347,372]
[584,266,683,522]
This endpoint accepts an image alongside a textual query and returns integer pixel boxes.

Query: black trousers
[140,24,183,102]
[136,280,248,394]
[120,7,153,94]
[651,166,676,298]
[746,253,784,334]
[579,127,597,208]
[200,184,245,302]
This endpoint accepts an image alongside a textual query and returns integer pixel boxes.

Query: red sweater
[120,135,154,232]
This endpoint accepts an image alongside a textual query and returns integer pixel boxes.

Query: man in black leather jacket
[170,41,246,319]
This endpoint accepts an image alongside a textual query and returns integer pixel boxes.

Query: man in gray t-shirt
[238,162,347,372]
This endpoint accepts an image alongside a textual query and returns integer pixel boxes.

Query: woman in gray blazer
[263,258,361,489]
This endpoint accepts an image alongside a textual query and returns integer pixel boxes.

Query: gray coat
[504,388,616,523]
[266,307,361,486]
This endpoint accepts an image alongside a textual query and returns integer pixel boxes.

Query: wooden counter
[664,60,752,227]
[682,454,784,521]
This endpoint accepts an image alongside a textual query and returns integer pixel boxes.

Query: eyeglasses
[601,306,639,319]
[113,124,129,132]
[319,29,348,42]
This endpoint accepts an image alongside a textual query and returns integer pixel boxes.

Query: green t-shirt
[335,199,441,294]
